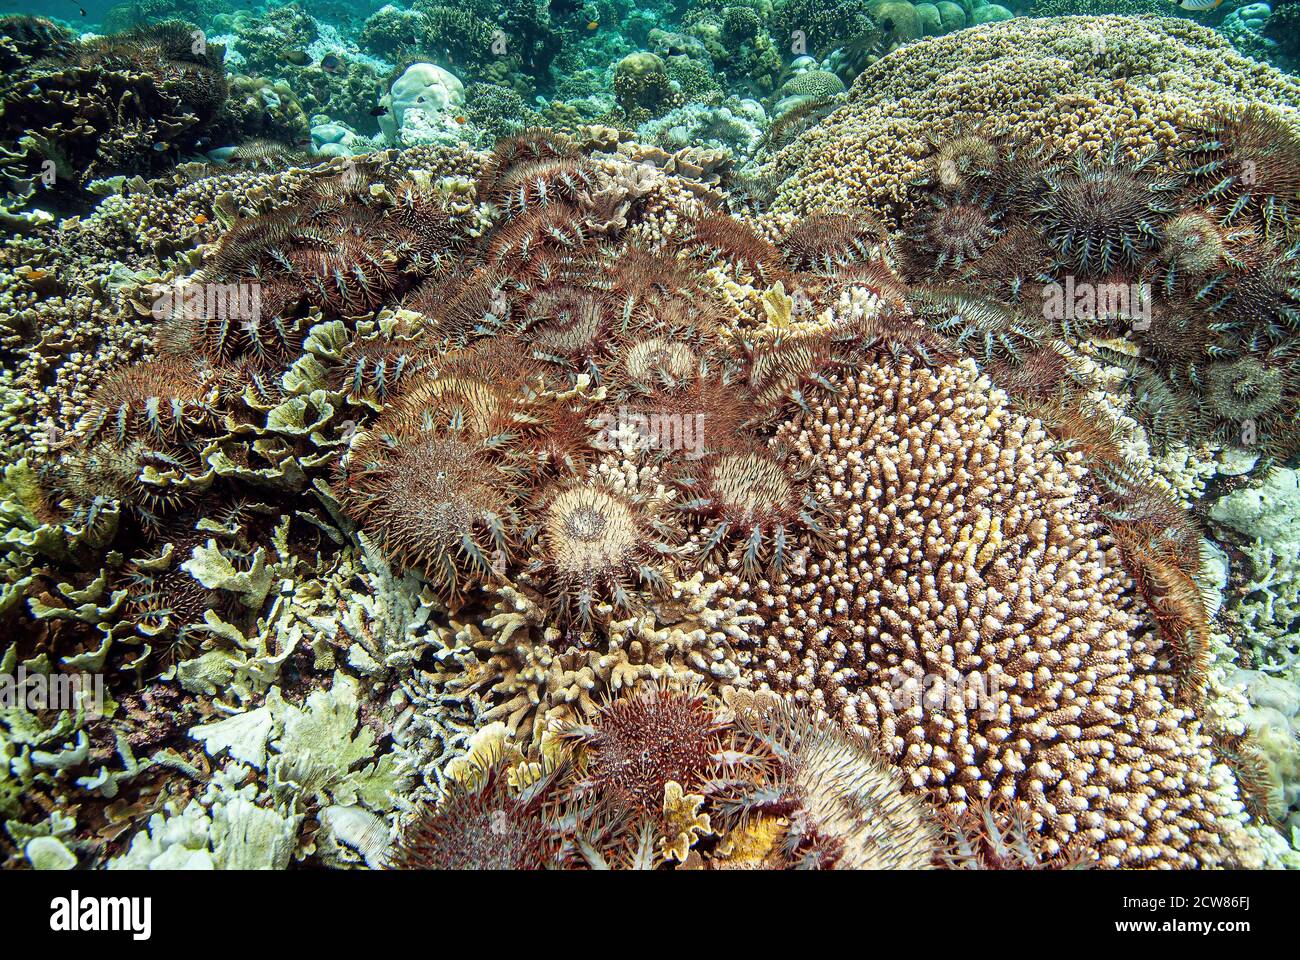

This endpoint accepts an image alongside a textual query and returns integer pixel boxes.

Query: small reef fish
[193,214,208,226]
[282,49,312,66]
[1170,0,1224,8]
[587,20,599,30]
[320,54,343,74]
[368,104,389,117]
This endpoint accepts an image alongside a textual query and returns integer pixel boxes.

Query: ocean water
[0,0,1297,876]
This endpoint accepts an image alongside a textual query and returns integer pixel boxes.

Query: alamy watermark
[150,279,262,324]
[593,407,707,460]
[1042,277,1152,330]
[0,667,105,716]
[50,891,151,940]
[883,669,1004,721]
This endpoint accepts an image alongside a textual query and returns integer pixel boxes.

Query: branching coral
[764,17,1300,229]
[726,354,1258,867]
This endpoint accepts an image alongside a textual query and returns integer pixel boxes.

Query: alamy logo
[50,891,151,941]
[0,668,104,715]
[151,280,262,323]
[885,670,1003,720]
[1042,277,1152,329]
[593,406,706,460]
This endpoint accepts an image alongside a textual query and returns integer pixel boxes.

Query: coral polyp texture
[1,8,1298,874]
[726,355,1254,867]
[764,16,1300,228]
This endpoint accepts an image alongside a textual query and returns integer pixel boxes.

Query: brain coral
[725,353,1259,868]
[763,16,1300,228]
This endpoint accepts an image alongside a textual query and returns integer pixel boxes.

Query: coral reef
[1,8,1297,874]
[1211,468,1300,658]
[394,688,939,869]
